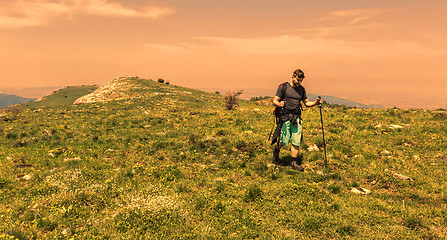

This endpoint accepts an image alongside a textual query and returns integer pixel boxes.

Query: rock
[307,145,319,151]
[381,150,391,155]
[394,173,413,181]
[350,187,371,195]
[64,157,81,162]
[62,228,70,235]
[22,174,32,181]
[389,125,403,129]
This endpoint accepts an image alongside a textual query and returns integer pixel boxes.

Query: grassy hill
[0,94,36,109]
[20,85,99,109]
[0,77,446,239]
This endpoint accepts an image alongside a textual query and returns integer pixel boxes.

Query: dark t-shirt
[275,82,308,111]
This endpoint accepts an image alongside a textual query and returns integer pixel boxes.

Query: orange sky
[1,0,446,108]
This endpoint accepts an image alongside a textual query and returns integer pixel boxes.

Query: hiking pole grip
[318,98,328,168]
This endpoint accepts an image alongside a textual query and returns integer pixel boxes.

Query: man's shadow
[275,154,304,166]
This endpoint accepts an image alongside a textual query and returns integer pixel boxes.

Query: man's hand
[316,97,322,105]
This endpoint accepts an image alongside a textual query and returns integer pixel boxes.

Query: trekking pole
[317,97,328,169]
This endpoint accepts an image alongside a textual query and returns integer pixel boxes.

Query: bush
[244,185,263,202]
[249,96,271,101]
[404,215,424,230]
[223,90,243,110]
[158,78,165,84]
[2,105,22,121]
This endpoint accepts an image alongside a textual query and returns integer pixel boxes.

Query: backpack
[273,82,287,121]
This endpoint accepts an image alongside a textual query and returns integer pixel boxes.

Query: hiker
[272,69,322,171]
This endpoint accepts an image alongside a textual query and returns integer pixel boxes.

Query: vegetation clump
[223,90,243,110]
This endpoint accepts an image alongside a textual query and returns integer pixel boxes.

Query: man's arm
[273,96,284,107]
[303,98,322,107]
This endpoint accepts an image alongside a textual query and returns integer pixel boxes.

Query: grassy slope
[21,85,99,109]
[0,78,446,239]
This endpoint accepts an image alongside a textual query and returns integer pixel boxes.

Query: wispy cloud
[144,43,202,55]
[0,0,175,29]
[145,35,437,61]
[316,8,391,25]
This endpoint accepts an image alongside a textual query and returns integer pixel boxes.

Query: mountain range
[0,93,36,109]
[202,88,382,108]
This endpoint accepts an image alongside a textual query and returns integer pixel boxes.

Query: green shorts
[280,120,303,146]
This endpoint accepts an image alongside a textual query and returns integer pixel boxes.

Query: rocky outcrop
[74,77,139,104]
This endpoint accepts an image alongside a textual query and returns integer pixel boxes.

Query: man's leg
[291,144,299,158]
[290,121,304,171]
[273,121,291,164]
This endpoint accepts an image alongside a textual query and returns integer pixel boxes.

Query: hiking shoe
[273,147,280,163]
[291,161,304,172]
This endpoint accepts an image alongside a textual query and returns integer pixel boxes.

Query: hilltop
[0,77,446,239]
[73,77,202,104]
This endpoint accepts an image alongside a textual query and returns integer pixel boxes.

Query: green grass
[21,85,99,109]
[0,78,446,239]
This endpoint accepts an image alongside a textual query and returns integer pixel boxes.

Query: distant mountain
[306,93,383,109]
[0,93,36,109]
[201,87,383,109]
[0,86,63,99]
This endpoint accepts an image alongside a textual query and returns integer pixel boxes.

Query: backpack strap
[278,82,288,101]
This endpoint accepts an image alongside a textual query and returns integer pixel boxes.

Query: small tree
[2,105,22,121]
[223,90,243,110]
[158,78,165,84]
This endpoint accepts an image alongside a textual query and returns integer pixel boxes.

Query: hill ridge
[73,77,196,105]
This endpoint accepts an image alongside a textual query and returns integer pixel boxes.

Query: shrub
[244,184,263,202]
[249,96,271,101]
[337,224,356,236]
[327,184,342,194]
[404,215,424,230]
[158,78,165,83]
[2,105,22,121]
[223,90,243,110]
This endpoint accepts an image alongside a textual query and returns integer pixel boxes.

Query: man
[272,69,322,171]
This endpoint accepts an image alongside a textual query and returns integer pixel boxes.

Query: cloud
[144,35,440,63]
[144,43,202,55]
[80,0,175,18]
[0,0,175,29]
[316,8,391,25]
